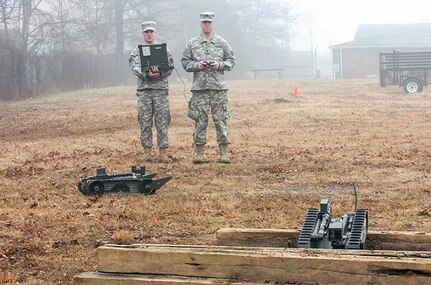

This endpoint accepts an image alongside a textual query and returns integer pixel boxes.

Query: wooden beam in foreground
[216,228,431,251]
[97,244,431,285]
[74,272,267,285]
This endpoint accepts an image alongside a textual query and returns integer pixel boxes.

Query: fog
[292,0,431,50]
[0,0,429,100]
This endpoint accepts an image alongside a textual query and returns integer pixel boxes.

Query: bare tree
[0,0,20,100]
[0,0,295,101]
[113,0,127,84]
[69,0,114,87]
[0,0,51,99]
[229,0,293,70]
[0,0,18,30]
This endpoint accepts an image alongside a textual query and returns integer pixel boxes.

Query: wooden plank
[216,228,431,251]
[367,231,431,251]
[216,228,298,248]
[74,272,216,285]
[97,244,431,285]
[74,272,270,285]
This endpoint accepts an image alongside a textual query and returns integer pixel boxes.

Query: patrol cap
[200,12,215,22]
[141,21,156,32]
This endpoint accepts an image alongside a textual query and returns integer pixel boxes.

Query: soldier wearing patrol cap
[129,21,174,163]
[181,12,236,164]
[141,21,156,32]
[200,11,215,22]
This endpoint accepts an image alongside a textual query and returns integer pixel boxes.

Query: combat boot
[193,144,209,164]
[158,148,171,163]
[218,144,231,164]
[143,148,152,163]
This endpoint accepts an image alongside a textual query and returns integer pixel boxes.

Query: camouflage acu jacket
[181,34,235,91]
[129,43,173,91]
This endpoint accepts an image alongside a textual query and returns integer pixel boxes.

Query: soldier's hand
[148,70,160,79]
[209,61,220,70]
[197,60,207,70]
[148,66,160,78]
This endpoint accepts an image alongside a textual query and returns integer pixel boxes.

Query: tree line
[0,0,293,100]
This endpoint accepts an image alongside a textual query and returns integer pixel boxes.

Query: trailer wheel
[403,78,422,93]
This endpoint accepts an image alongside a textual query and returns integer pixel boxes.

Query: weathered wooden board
[97,244,431,285]
[74,272,269,285]
[217,228,298,248]
[216,228,431,251]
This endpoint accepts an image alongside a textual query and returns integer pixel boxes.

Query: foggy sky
[291,0,431,50]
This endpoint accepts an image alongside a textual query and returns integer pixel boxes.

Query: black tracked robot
[297,199,368,249]
[77,165,172,196]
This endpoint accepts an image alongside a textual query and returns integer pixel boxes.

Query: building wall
[332,49,341,79]
[343,49,378,78]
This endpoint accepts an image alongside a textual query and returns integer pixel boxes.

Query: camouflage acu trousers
[188,90,231,145]
[137,89,171,149]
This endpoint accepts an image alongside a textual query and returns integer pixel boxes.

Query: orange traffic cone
[293,86,299,97]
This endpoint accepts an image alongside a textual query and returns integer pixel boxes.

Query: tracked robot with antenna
[297,188,368,250]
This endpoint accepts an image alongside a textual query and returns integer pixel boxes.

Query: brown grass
[0,79,430,284]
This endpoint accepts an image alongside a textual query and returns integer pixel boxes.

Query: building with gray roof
[329,23,431,79]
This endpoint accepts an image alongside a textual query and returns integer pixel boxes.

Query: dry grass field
[0,79,430,284]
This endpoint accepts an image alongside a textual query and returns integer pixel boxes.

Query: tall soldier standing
[181,12,236,164]
[129,21,173,163]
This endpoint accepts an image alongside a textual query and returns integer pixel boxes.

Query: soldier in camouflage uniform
[181,12,236,164]
[129,21,173,163]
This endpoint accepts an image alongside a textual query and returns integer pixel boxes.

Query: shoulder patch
[130,48,138,56]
